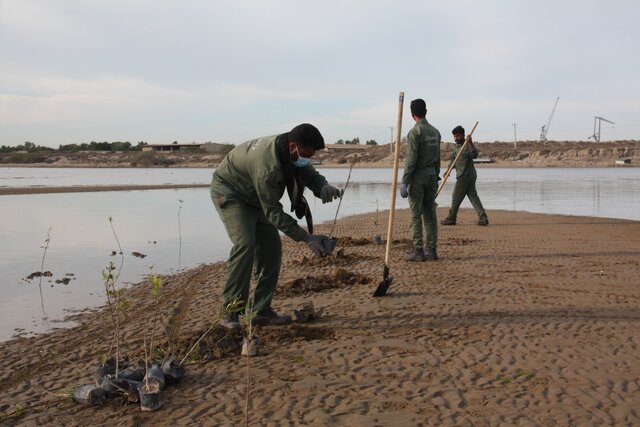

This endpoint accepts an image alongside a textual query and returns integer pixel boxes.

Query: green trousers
[448,171,486,220]
[211,182,282,314]
[408,174,438,250]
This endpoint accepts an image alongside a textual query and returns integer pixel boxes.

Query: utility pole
[512,123,517,149]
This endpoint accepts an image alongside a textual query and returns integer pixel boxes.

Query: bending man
[441,125,489,226]
[211,124,341,328]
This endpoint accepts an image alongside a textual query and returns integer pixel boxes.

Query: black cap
[410,99,427,118]
[289,123,325,150]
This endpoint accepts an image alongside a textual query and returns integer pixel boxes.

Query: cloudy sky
[2,0,639,147]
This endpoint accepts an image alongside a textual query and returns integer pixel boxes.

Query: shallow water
[1,166,639,341]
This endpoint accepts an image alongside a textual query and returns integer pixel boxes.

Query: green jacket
[450,144,478,179]
[402,118,441,186]
[211,135,328,241]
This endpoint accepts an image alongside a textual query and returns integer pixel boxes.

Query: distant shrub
[129,151,175,167]
[1,152,48,163]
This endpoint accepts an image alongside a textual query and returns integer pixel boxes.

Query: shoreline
[0,183,210,196]
[1,163,637,170]
[1,208,639,425]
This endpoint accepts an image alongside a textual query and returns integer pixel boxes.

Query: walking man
[441,125,489,226]
[211,123,341,329]
[400,99,441,261]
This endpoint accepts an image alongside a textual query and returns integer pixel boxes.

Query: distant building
[141,143,202,153]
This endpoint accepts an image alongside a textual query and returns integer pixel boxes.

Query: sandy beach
[1,207,639,426]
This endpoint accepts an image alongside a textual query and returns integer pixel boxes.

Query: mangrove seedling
[329,159,356,238]
[38,226,52,319]
[242,296,259,427]
[102,260,129,378]
[102,217,130,377]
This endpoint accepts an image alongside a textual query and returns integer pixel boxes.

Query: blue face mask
[292,146,311,167]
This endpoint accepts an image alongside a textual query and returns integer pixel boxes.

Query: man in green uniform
[400,99,441,262]
[211,123,341,329]
[441,125,489,226]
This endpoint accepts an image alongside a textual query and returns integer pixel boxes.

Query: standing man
[211,123,341,329]
[441,125,489,226]
[400,99,441,261]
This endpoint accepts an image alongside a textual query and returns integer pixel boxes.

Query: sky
[1,0,639,147]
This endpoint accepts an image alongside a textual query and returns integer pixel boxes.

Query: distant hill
[0,140,638,168]
[316,140,640,168]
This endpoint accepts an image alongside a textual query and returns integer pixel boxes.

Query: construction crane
[589,116,615,143]
[539,97,560,142]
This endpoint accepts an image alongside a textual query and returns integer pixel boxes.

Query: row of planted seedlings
[73,265,254,411]
[72,261,186,411]
[71,216,259,412]
[72,217,190,411]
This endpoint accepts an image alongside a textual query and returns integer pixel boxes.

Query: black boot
[425,247,439,261]
[441,217,456,225]
[403,247,426,262]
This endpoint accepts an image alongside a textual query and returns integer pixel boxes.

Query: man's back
[402,118,441,185]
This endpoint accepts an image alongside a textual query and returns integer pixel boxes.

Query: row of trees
[2,138,381,153]
[0,141,54,153]
[0,141,149,153]
[59,141,148,152]
[334,137,378,145]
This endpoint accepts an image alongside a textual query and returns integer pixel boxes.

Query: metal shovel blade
[373,265,392,297]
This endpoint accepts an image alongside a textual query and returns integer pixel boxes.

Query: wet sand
[1,208,639,426]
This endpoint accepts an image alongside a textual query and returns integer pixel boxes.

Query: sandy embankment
[1,208,640,425]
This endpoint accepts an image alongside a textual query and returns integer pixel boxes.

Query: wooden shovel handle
[384,92,404,266]
[436,121,479,198]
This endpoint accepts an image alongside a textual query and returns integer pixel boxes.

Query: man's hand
[304,234,331,257]
[400,184,409,198]
[320,185,341,203]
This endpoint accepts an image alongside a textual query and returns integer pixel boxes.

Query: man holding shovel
[400,99,442,262]
[441,125,489,226]
[211,123,341,329]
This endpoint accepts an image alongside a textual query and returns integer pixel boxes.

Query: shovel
[374,91,404,297]
[436,121,479,198]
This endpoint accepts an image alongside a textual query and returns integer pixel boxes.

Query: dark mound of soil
[278,268,371,297]
[291,248,374,267]
[336,236,372,246]
[259,324,336,344]
[176,327,245,363]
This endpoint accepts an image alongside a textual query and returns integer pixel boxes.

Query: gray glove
[320,185,341,203]
[304,233,331,257]
[400,183,409,198]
